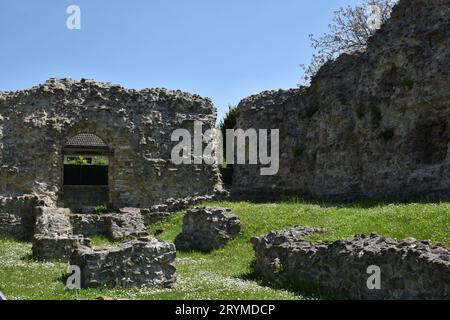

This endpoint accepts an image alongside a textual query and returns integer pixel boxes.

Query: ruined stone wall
[0,195,38,240]
[0,79,222,208]
[252,229,450,300]
[233,0,450,200]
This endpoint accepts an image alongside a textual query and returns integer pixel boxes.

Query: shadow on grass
[239,260,338,301]
[20,253,35,262]
[57,271,70,286]
[226,193,450,209]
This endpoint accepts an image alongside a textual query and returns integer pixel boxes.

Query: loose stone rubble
[70,236,177,289]
[175,207,242,252]
[252,229,450,300]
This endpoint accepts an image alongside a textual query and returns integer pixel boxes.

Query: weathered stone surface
[140,194,227,226]
[0,78,223,208]
[175,207,242,252]
[34,207,72,237]
[0,195,38,240]
[70,213,147,240]
[141,210,172,226]
[69,214,108,238]
[148,195,218,214]
[252,230,450,300]
[70,236,176,288]
[233,0,450,201]
[32,206,92,261]
[32,234,91,261]
[32,208,146,260]
[108,213,147,240]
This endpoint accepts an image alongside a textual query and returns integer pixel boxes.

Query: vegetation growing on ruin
[356,106,366,120]
[292,145,306,158]
[67,156,90,165]
[305,105,319,118]
[93,205,109,215]
[370,104,383,127]
[300,0,398,82]
[0,200,448,300]
[378,128,395,142]
[402,79,415,91]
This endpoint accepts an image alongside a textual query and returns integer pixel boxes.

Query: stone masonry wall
[252,229,450,300]
[233,0,450,200]
[0,79,222,208]
[0,195,38,240]
[70,236,177,289]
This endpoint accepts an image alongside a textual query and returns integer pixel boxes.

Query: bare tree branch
[300,0,397,84]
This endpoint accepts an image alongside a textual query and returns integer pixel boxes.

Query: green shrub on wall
[378,128,395,142]
[93,205,108,215]
[67,156,89,165]
[92,156,108,166]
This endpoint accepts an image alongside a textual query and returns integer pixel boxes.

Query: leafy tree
[67,156,89,165]
[92,156,108,166]
[219,105,237,161]
[301,0,398,83]
[218,106,237,187]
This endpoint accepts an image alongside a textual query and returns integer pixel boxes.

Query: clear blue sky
[0,0,362,121]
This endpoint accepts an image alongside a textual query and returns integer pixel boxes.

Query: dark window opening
[63,134,110,186]
[64,164,108,186]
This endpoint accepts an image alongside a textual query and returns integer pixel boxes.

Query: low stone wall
[175,207,242,252]
[32,208,147,261]
[146,194,222,214]
[70,213,147,240]
[140,211,172,226]
[139,194,228,226]
[32,207,92,261]
[252,229,450,300]
[69,214,107,237]
[70,236,176,288]
[0,195,38,240]
[32,235,91,261]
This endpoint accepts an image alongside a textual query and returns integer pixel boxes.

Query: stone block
[252,229,450,300]
[70,236,176,288]
[32,234,91,261]
[175,207,242,252]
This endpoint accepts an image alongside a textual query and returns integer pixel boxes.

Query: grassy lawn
[0,200,449,300]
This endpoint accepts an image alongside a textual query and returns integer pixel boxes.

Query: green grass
[1,200,449,300]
